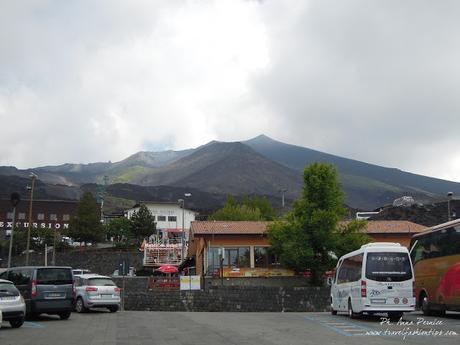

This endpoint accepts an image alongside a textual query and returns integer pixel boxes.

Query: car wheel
[421,293,433,316]
[348,299,360,319]
[58,311,71,320]
[75,298,88,313]
[108,306,119,313]
[9,318,25,328]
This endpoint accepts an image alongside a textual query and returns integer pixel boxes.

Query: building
[0,199,81,236]
[363,220,427,247]
[125,202,196,235]
[126,201,197,268]
[188,219,427,277]
[188,221,295,278]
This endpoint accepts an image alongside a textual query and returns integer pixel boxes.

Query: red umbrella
[157,265,179,274]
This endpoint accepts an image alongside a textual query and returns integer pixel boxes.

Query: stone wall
[2,249,144,276]
[112,277,330,312]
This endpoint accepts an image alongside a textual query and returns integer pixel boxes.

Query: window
[36,268,73,285]
[18,212,26,220]
[8,269,32,285]
[157,216,166,222]
[50,214,57,221]
[254,247,280,268]
[37,213,45,220]
[366,252,412,282]
[6,212,13,219]
[63,214,70,221]
[224,247,250,268]
[168,216,177,222]
[337,254,363,284]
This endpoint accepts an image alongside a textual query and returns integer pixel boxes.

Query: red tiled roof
[191,221,271,235]
[341,220,427,234]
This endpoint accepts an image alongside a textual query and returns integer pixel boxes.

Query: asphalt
[0,310,459,345]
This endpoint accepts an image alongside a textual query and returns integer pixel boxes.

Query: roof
[352,220,427,234]
[74,274,110,279]
[191,221,271,235]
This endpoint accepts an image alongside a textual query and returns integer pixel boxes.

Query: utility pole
[447,192,453,221]
[26,172,37,266]
[7,193,21,268]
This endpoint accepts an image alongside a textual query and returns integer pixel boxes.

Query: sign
[222,267,295,278]
[0,222,69,229]
[180,275,201,290]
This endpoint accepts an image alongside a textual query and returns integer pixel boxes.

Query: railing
[147,277,180,289]
[143,239,186,267]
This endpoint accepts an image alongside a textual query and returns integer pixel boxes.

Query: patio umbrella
[157,265,179,274]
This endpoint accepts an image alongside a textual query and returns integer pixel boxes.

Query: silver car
[74,274,120,313]
[0,279,26,328]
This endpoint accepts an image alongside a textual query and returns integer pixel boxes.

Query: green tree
[242,195,276,220]
[106,217,132,243]
[268,163,368,285]
[210,195,275,221]
[130,204,156,243]
[67,192,105,246]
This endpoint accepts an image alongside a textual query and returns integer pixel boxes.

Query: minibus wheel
[348,299,360,319]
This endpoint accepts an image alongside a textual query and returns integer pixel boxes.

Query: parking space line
[23,322,45,329]
[302,315,376,337]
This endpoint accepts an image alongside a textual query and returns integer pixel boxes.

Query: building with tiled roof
[189,221,293,278]
[341,220,427,247]
[188,220,427,277]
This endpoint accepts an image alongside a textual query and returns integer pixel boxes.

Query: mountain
[1,134,460,210]
[136,141,302,197]
[245,135,460,208]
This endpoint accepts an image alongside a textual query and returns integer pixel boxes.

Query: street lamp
[178,193,192,264]
[25,172,38,265]
[447,192,453,221]
[279,188,287,208]
[7,192,21,268]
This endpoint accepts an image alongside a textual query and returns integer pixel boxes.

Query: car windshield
[0,282,20,297]
[365,252,413,282]
[36,268,73,285]
[88,278,116,286]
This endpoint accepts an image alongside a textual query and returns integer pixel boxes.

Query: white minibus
[331,242,415,319]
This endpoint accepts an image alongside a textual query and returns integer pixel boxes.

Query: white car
[74,274,121,313]
[0,279,26,328]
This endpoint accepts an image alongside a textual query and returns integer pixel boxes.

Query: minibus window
[365,252,412,282]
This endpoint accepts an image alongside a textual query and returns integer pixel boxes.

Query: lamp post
[447,192,453,221]
[25,172,38,266]
[279,188,287,208]
[7,192,21,268]
[178,193,191,264]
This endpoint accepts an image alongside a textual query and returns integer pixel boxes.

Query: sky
[1,0,460,182]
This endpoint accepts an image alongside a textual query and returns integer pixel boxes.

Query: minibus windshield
[365,252,412,282]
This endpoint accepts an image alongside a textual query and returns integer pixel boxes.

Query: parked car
[0,266,75,320]
[0,279,26,328]
[72,269,91,276]
[74,274,120,313]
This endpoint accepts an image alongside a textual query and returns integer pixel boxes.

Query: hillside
[1,134,460,209]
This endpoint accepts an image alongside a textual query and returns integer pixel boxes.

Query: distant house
[188,221,295,278]
[0,199,81,236]
[353,220,427,247]
[125,201,196,235]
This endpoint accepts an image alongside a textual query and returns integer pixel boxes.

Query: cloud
[0,0,459,183]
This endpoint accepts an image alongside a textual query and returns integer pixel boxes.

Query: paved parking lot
[0,311,459,345]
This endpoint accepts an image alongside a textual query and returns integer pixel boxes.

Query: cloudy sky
[1,0,459,182]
